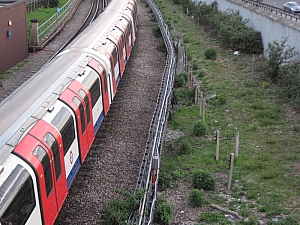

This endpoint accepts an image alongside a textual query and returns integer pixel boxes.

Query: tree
[265,37,299,81]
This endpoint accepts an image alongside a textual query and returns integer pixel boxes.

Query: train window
[106,42,118,68]
[32,146,53,197]
[0,165,36,225]
[44,133,61,181]
[72,97,86,135]
[78,89,91,125]
[82,72,101,107]
[51,107,75,155]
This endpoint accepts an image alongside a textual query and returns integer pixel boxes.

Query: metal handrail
[130,0,176,223]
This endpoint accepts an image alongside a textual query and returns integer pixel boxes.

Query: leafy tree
[265,37,299,81]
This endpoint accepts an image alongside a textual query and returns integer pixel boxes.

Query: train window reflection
[0,165,36,225]
[44,133,61,180]
[51,107,75,155]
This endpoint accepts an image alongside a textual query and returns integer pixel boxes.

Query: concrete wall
[0,1,28,74]
[198,0,300,59]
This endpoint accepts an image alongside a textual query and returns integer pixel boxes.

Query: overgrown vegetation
[151,0,300,224]
[99,189,144,225]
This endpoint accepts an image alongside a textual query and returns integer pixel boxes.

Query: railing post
[30,18,39,46]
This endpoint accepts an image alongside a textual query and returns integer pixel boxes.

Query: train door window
[106,42,118,68]
[83,72,101,107]
[78,89,90,125]
[44,133,61,180]
[33,145,53,197]
[51,107,75,155]
[0,164,35,225]
[73,96,86,135]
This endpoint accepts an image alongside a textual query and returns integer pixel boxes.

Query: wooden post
[235,132,239,157]
[227,153,234,191]
[252,54,254,82]
[216,130,220,161]
[195,85,198,105]
[202,99,206,122]
[199,92,203,116]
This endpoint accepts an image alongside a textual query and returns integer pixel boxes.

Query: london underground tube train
[0,0,137,224]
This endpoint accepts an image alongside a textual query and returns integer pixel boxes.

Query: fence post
[30,19,39,46]
[227,153,234,191]
[202,99,206,122]
[199,92,203,116]
[235,132,239,157]
[216,130,220,161]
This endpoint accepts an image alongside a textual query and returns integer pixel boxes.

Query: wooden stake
[216,130,220,161]
[227,153,234,191]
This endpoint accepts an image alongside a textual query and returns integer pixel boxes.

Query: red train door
[88,58,110,115]
[59,83,90,162]
[68,80,95,149]
[13,120,67,225]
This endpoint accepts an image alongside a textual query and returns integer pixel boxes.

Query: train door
[42,102,80,188]
[108,28,126,78]
[13,121,67,225]
[77,66,105,134]
[88,58,110,115]
[117,17,132,61]
[97,41,118,96]
[59,83,90,162]
[67,80,95,149]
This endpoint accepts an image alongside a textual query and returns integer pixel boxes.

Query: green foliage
[208,92,227,106]
[204,48,217,60]
[199,212,229,223]
[192,61,199,70]
[195,70,206,79]
[174,72,188,87]
[154,198,173,225]
[264,37,299,81]
[159,171,172,190]
[99,190,144,225]
[189,189,207,207]
[277,61,300,109]
[178,137,191,154]
[192,170,216,191]
[193,120,206,136]
[152,24,162,38]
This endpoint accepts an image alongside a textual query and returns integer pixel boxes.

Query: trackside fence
[27,0,77,45]
[129,0,176,224]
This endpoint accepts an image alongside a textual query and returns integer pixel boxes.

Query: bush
[189,189,207,207]
[174,72,188,87]
[192,170,216,191]
[178,137,191,154]
[159,171,172,190]
[99,190,143,225]
[193,120,206,136]
[154,198,173,225]
[204,48,217,60]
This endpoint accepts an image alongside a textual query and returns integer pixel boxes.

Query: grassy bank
[154,0,300,224]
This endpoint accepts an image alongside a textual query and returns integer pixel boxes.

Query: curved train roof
[0,0,134,162]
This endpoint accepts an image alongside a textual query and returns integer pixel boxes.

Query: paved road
[263,0,297,9]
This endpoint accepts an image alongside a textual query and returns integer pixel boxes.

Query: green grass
[26,0,69,24]
[155,0,300,223]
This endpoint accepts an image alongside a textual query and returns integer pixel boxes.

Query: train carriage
[0,0,138,224]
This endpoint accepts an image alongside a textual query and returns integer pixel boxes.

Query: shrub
[178,137,191,154]
[154,198,173,225]
[193,120,206,136]
[192,170,216,191]
[189,189,207,207]
[174,72,188,87]
[159,171,172,190]
[99,190,144,225]
[204,48,217,60]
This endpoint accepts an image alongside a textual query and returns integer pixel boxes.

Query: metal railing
[27,0,77,45]
[242,0,300,21]
[130,0,176,224]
